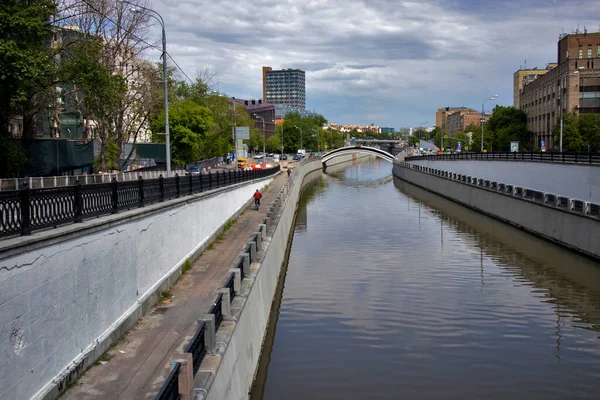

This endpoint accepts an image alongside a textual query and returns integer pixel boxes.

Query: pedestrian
[253,189,262,210]
[287,168,292,178]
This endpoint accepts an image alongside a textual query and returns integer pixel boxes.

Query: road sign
[510,141,519,152]
[235,126,250,140]
[541,140,546,152]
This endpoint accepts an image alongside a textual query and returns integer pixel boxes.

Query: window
[597,45,600,57]
[579,48,583,59]
[588,48,592,58]
[566,50,569,59]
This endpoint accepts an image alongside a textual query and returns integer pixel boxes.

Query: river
[251,157,600,400]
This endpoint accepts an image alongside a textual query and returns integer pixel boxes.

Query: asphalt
[62,168,291,400]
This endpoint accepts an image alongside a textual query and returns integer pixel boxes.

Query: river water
[252,158,600,400]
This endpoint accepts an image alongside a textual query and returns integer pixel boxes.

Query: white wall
[0,177,273,400]
[410,160,600,203]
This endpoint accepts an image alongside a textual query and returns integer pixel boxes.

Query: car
[273,154,280,162]
[267,153,273,157]
[186,166,201,175]
[293,154,303,161]
[281,154,288,160]
[254,153,263,159]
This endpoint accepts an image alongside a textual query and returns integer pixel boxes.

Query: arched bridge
[321,146,395,167]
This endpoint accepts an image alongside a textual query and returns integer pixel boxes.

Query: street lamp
[311,128,320,152]
[294,125,303,151]
[121,0,171,176]
[253,114,266,164]
[481,94,498,152]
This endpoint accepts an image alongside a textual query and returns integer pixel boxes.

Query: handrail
[0,166,281,239]
[154,362,181,400]
[406,152,600,164]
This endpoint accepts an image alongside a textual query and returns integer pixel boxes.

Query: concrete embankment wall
[0,176,274,400]
[203,154,367,400]
[393,161,600,260]
[410,159,600,202]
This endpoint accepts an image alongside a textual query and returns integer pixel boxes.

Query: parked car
[186,166,201,175]
[254,153,264,159]
[293,154,303,161]
[281,154,288,160]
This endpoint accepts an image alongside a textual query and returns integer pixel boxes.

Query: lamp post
[311,128,320,152]
[294,125,303,151]
[481,94,498,152]
[121,0,171,176]
[254,114,266,164]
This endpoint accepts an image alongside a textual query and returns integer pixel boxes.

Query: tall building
[435,107,468,131]
[446,109,489,134]
[513,64,557,108]
[262,66,306,110]
[519,31,600,149]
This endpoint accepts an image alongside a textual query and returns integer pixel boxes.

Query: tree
[486,106,531,152]
[0,0,57,140]
[578,114,600,152]
[152,100,213,165]
[552,112,582,152]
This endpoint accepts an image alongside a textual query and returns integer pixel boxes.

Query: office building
[262,66,306,110]
[513,64,557,108]
[446,109,489,134]
[435,107,468,131]
[519,31,600,148]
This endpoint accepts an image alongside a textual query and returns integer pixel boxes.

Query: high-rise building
[519,31,600,149]
[262,66,306,110]
[513,64,557,108]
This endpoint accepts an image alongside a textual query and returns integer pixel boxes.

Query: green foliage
[94,141,120,172]
[0,0,57,135]
[553,112,600,152]
[486,106,531,152]
[160,291,171,301]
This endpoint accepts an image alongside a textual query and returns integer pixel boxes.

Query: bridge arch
[321,146,395,167]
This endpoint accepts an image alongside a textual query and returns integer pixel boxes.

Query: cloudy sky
[149,0,599,128]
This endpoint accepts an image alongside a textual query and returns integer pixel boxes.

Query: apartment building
[513,64,557,108]
[435,107,469,131]
[519,31,600,149]
[446,109,489,134]
[262,66,306,110]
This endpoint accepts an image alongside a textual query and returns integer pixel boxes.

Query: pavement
[62,170,290,400]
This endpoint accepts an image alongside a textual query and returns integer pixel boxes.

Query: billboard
[235,126,250,140]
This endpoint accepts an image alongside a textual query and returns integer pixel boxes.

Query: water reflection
[255,158,600,400]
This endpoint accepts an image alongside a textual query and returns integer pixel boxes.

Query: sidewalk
[63,172,288,399]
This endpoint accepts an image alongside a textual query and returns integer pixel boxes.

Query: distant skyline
[151,0,599,127]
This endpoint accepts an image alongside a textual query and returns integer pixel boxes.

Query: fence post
[209,172,212,190]
[189,174,193,195]
[175,173,180,198]
[20,181,31,236]
[74,179,83,223]
[199,172,203,192]
[216,171,219,188]
[111,177,118,214]
[138,175,144,207]
[159,175,165,202]
[229,170,232,186]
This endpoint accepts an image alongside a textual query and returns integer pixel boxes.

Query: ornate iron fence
[0,166,281,239]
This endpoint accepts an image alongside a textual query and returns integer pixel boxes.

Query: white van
[273,154,280,162]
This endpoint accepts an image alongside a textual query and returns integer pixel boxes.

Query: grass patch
[160,290,171,301]
[263,184,269,190]
[215,218,237,243]
[182,259,192,273]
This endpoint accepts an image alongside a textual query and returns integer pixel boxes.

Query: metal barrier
[0,166,281,239]
[406,151,600,164]
[209,293,223,330]
[155,362,181,400]
[184,322,207,376]
[224,273,235,302]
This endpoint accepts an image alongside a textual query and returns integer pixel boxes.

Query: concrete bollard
[253,230,262,247]
[258,224,267,236]
[229,268,241,293]
[217,289,231,316]
[175,353,194,400]
[246,240,257,260]
[199,314,216,354]
[263,216,271,233]
[238,252,250,276]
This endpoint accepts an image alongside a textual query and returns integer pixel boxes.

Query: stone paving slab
[62,172,288,400]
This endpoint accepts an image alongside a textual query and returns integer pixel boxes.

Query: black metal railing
[406,152,600,164]
[155,362,181,400]
[0,166,281,239]
[209,293,224,330]
[224,273,235,302]
[185,321,207,376]
[236,256,245,280]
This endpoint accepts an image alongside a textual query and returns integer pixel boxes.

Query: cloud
[150,0,600,127]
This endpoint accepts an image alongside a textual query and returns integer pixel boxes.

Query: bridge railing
[406,152,600,164]
[0,166,281,240]
[397,161,600,220]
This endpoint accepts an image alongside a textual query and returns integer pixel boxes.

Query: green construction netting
[18,139,95,177]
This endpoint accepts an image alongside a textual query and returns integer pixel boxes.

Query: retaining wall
[199,154,366,400]
[0,176,275,400]
[393,161,600,260]
[409,159,600,203]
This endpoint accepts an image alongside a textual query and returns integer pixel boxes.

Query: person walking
[287,168,292,178]
[253,189,262,210]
